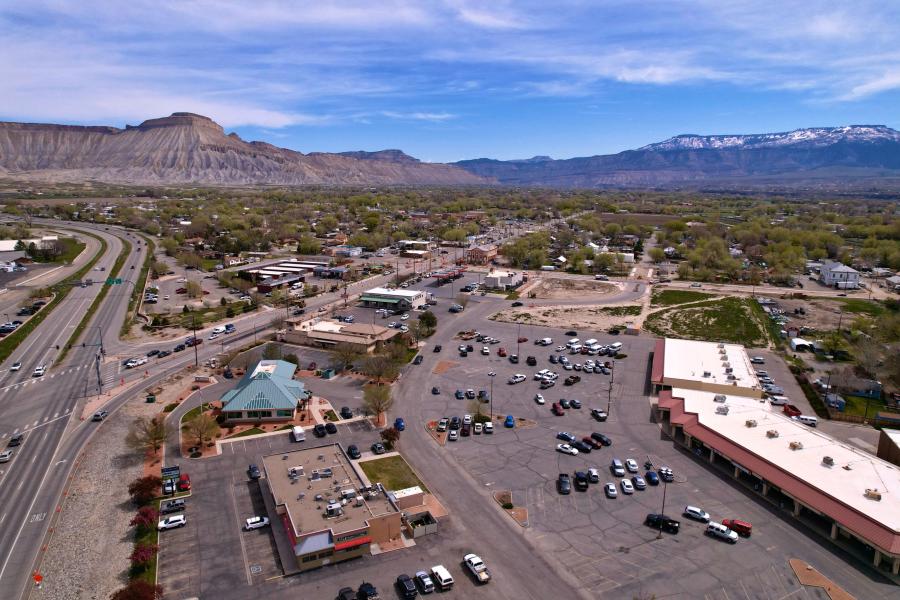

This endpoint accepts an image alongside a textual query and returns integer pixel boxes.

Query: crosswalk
[0,408,73,441]
[0,364,93,394]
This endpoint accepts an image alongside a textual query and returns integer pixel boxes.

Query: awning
[334,535,371,551]
[360,296,401,304]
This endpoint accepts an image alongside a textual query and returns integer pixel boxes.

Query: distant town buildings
[819,261,860,289]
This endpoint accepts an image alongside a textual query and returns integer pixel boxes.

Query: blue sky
[2,1,900,162]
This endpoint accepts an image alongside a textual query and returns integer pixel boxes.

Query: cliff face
[0,113,486,186]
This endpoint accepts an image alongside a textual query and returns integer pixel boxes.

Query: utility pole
[516,321,522,357]
[657,479,668,539]
[607,360,615,413]
[488,371,496,421]
[191,316,199,367]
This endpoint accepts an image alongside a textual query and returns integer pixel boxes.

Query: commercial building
[483,269,523,290]
[400,248,430,260]
[465,244,498,265]
[397,240,434,251]
[819,261,860,289]
[257,273,305,293]
[262,445,402,572]
[878,429,900,468]
[651,338,900,576]
[359,287,426,311]
[279,318,401,354]
[220,360,308,423]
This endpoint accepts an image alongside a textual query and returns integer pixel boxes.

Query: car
[177,473,191,491]
[347,445,361,459]
[625,459,639,473]
[433,344,442,352]
[658,466,675,482]
[750,356,765,364]
[461,422,471,436]
[448,429,459,441]
[645,471,660,485]
[162,479,176,495]
[581,436,601,450]
[33,365,46,377]
[557,473,572,494]
[620,479,634,494]
[0,449,12,463]
[473,423,483,435]
[604,483,618,498]
[645,513,680,534]
[465,389,476,399]
[437,418,449,432]
[551,403,564,416]
[564,375,581,386]
[684,506,711,522]
[91,410,109,422]
[504,415,515,428]
[498,347,507,357]
[244,516,270,530]
[721,519,753,537]
[413,355,424,365]
[396,573,418,598]
[565,330,577,336]
[569,399,582,409]
[157,350,171,358]
[556,443,578,456]
[610,459,625,477]
[325,422,338,434]
[509,354,519,363]
[559,398,570,409]
[454,389,465,399]
[340,406,354,419]
[173,344,186,352]
[526,355,537,366]
[9,362,21,372]
[690,282,702,288]
[7,433,23,447]
[590,408,608,421]
[415,570,435,593]
[247,464,261,480]
[534,393,545,405]
[449,416,461,430]
[511,301,523,307]
[548,354,558,364]
[432,386,441,395]
[556,431,576,443]
[313,424,327,437]
[481,346,490,355]
[587,468,600,483]
[158,515,187,530]
[508,374,526,384]
[706,522,739,543]
[400,313,409,321]
[631,475,647,490]
[463,414,472,425]
[483,422,493,434]
[160,499,186,514]
[591,432,612,446]
[371,442,387,454]
[357,582,379,599]
[539,379,555,389]
[394,417,406,431]
[477,389,489,401]
[574,471,590,491]
[572,440,592,454]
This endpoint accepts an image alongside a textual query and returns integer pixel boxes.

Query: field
[644,297,768,347]
[491,304,642,330]
[525,277,618,300]
[650,289,714,306]
[359,455,428,492]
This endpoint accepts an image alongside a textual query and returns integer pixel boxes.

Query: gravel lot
[38,398,160,599]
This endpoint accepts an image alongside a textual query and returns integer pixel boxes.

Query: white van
[768,395,789,406]
[794,415,818,427]
[291,426,306,442]
[431,565,454,590]
[566,338,580,348]
[212,325,226,335]
[539,337,553,346]
[584,338,598,347]
[609,342,623,353]
[569,344,583,354]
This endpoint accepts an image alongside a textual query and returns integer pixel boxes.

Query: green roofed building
[359,286,426,311]
[221,360,309,423]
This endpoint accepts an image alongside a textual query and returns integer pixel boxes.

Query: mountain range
[1,113,899,189]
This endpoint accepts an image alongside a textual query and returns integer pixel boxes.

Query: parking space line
[229,474,252,585]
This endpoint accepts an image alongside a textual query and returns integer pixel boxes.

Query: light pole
[607,360,615,413]
[488,371,496,421]
[656,479,668,539]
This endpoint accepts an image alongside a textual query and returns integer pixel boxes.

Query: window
[301,555,317,563]
[276,410,293,417]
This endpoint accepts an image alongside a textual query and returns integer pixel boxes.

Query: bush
[129,543,159,566]
[215,413,227,425]
[163,402,179,413]
[614,353,627,359]
[502,502,514,510]
[127,475,162,506]
[110,580,164,600]
[129,506,159,529]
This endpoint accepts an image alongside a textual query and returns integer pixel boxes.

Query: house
[819,261,860,289]
[886,275,900,292]
[220,360,308,423]
[465,244,497,265]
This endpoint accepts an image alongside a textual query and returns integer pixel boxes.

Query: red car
[177,474,191,491]
[551,403,564,416]
[175,287,187,294]
[582,436,602,450]
[783,404,801,418]
[722,519,752,537]
[498,347,507,357]
[517,337,528,343]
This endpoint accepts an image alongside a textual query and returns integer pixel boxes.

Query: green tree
[331,343,362,372]
[184,413,220,447]
[185,280,202,298]
[361,355,399,384]
[362,383,394,417]
[262,343,282,359]
[380,426,400,450]
[125,416,168,455]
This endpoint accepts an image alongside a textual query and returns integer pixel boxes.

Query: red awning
[334,536,371,551]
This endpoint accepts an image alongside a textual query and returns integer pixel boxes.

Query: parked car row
[337,554,489,599]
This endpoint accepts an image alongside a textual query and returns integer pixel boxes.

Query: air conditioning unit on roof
[789,441,803,450]
[865,488,882,501]
[745,419,757,428]
[822,456,834,466]
[714,394,727,403]
[715,405,729,415]
[766,429,779,438]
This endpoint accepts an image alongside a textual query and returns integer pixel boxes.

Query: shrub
[614,353,627,359]
[129,543,159,566]
[502,502,514,510]
[163,402,179,413]
[127,475,162,506]
[110,580,164,600]
[130,506,159,529]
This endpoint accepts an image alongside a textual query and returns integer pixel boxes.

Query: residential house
[819,261,860,289]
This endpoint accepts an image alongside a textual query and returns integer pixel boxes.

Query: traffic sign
[105,278,123,285]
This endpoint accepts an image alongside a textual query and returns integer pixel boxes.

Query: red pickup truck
[783,404,802,418]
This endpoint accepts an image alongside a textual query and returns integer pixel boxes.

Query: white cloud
[382,111,457,122]
[841,71,900,101]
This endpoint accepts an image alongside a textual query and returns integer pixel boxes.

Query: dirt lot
[525,277,619,300]
[491,303,642,330]
[775,297,847,331]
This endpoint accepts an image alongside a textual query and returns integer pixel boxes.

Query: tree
[380,427,400,450]
[130,506,159,529]
[296,234,321,255]
[362,383,393,418]
[129,543,159,567]
[418,311,437,330]
[331,343,362,372]
[110,580,164,600]
[648,247,666,263]
[283,353,300,367]
[185,280,202,298]
[270,314,286,331]
[262,343,282,359]
[455,293,469,309]
[127,475,162,506]
[184,413,220,448]
[125,416,168,456]
[361,354,400,383]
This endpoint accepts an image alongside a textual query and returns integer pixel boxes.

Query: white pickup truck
[464,553,491,584]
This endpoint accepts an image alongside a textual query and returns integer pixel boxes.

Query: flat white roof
[663,338,760,393]
[487,270,518,278]
[365,287,424,299]
[883,429,900,448]
[675,387,900,533]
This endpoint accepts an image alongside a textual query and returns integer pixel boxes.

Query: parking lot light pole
[657,479,668,540]
[606,360,615,413]
[488,371,496,420]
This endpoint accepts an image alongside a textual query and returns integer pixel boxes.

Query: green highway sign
[105,278,123,285]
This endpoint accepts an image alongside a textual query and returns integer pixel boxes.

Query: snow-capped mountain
[640,125,900,151]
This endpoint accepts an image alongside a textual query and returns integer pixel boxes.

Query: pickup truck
[783,404,802,418]
[464,553,491,584]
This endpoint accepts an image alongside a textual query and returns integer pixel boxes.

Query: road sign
[161,465,180,480]
[105,278,123,285]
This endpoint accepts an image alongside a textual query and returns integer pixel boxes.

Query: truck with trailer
[464,553,491,584]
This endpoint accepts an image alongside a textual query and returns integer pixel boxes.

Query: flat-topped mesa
[135,112,224,134]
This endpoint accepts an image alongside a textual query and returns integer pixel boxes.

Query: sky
[1,1,900,162]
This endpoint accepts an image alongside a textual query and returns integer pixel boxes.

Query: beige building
[279,318,400,353]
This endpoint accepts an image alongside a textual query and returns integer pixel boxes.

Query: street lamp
[487,371,496,421]
[656,479,668,540]
[606,360,615,413]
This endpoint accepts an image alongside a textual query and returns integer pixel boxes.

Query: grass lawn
[200,257,221,272]
[840,394,886,418]
[56,237,87,263]
[645,297,767,346]
[598,305,642,316]
[651,289,713,306]
[227,427,264,438]
[180,405,202,423]
[830,298,885,316]
[359,455,428,492]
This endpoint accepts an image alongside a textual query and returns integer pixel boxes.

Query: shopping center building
[651,338,900,577]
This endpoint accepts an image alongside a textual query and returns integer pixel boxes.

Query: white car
[388,322,398,328]
[244,516,270,530]
[508,374,526,384]
[556,443,578,456]
[563,363,573,370]
[620,479,634,494]
[448,430,459,441]
[604,483,618,498]
[158,515,187,530]
[10,362,21,372]
[556,346,566,352]
[400,325,409,332]
[463,414,472,425]
[32,365,46,377]
[707,522,739,543]
[209,333,219,340]
[534,393,545,405]
[684,506,711,522]
[0,450,12,463]
[481,346,490,355]
[483,422,494,434]
[473,423,483,434]
[400,313,409,320]
[625,459,639,473]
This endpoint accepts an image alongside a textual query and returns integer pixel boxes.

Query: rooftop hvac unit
[715,405,729,415]
[766,429,779,438]
[727,374,736,380]
[714,394,727,403]
[702,371,712,378]
[789,441,803,450]
[718,343,725,348]
[745,419,757,428]
[822,456,834,466]
[725,367,733,374]
[326,502,344,517]
[722,362,731,368]
[865,489,882,501]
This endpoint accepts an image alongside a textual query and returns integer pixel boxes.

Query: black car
[432,386,440,395]
[358,582,379,599]
[557,473,572,495]
[509,354,519,363]
[7,433,23,447]
[591,432,612,446]
[466,344,474,352]
[325,422,338,434]
[569,399,582,409]
[433,345,442,353]
[413,355,423,365]
[313,424,327,437]
[477,390,489,401]
[572,440,592,454]
[565,330,578,336]
[564,375,581,386]
[645,513,680,534]
[465,389,476,399]
[559,398,570,409]
[147,349,160,357]
[160,499,186,514]
[549,354,559,364]
[173,344,186,352]
[574,471,590,491]
[526,356,537,366]
[511,301,523,307]
[449,416,461,430]
[157,350,171,358]
[371,442,386,455]
[340,406,353,419]
[459,350,468,357]
[247,464,261,480]
[461,422,471,436]
[396,574,418,599]
[347,445,361,460]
